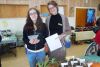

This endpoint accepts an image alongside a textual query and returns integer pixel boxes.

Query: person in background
[93,18,100,56]
[46,1,71,61]
[23,8,48,67]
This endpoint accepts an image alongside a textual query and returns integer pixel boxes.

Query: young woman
[46,1,71,61]
[23,8,48,67]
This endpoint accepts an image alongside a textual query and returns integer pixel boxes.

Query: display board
[75,7,97,27]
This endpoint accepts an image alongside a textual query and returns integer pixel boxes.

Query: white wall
[0,17,76,33]
[1,16,99,34]
[42,17,75,27]
[68,17,75,28]
[0,18,26,33]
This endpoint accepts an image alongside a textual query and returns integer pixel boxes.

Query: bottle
[65,35,71,48]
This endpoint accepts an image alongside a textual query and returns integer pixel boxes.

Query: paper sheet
[45,33,62,52]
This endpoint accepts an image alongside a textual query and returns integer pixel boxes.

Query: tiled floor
[1,44,89,67]
[1,47,29,67]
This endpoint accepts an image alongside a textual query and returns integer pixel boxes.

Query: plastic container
[65,35,71,48]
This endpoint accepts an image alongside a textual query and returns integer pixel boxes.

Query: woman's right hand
[29,39,40,44]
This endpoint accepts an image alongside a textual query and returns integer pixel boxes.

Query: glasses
[48,6,55,10]
[29,12,37,15]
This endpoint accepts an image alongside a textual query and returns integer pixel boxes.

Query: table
[61,55,100,67]
[82,55,100,62]
[75,31,95,41]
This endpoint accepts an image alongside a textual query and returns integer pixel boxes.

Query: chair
[84,42,98,56]
[84,29,100,56]
[0,30,17,56]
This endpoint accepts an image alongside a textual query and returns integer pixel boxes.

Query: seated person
[93,17,100,56]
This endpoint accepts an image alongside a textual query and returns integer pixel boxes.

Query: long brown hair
[24,8,44,32]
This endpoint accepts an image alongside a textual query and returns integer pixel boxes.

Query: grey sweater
[46,14,71,36]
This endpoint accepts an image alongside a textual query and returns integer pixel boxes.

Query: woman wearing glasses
[46,1,71,61]
[23,8,48,67]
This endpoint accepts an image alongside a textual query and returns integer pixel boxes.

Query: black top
[23,23,48,50]
[49,13,63,35]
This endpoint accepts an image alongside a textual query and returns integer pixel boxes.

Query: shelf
[0,4,28,18]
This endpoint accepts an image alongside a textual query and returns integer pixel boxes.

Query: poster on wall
[58,6,64,15]
[75,7,96,27]
[86,8,96,26]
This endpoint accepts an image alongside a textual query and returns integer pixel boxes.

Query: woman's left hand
[58,34,66,40]
[29,39,40,44]
[33,39,40,44]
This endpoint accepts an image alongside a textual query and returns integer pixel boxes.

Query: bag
[65,40,71,48]
[49,45,66,61]
[65,35,71,48]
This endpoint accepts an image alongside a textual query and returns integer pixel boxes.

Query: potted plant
[48,57,59,67]
[37,60,49,67]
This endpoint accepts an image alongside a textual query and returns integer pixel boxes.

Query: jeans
[26,50,46,67]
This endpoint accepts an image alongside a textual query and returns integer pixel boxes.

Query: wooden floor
[1,44,89,67]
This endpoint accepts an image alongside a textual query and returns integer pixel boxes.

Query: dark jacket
[46,14,71,43]
[93,26,100,33]
[23,23,48,50]
[46,14,71,36]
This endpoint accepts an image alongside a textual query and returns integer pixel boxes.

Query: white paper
[76,65,83,67]
[71,61,78,64]
[45,33,62,52]
[61,62,68,67]
[28,35,38,40]
[87,63,93,67]
[79,59,85,63]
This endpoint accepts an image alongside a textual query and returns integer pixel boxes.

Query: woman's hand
[44,43,49,53]
[59,34,66,40]
[29,39,40,44]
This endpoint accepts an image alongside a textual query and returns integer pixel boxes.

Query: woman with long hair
[23,8,48,67]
